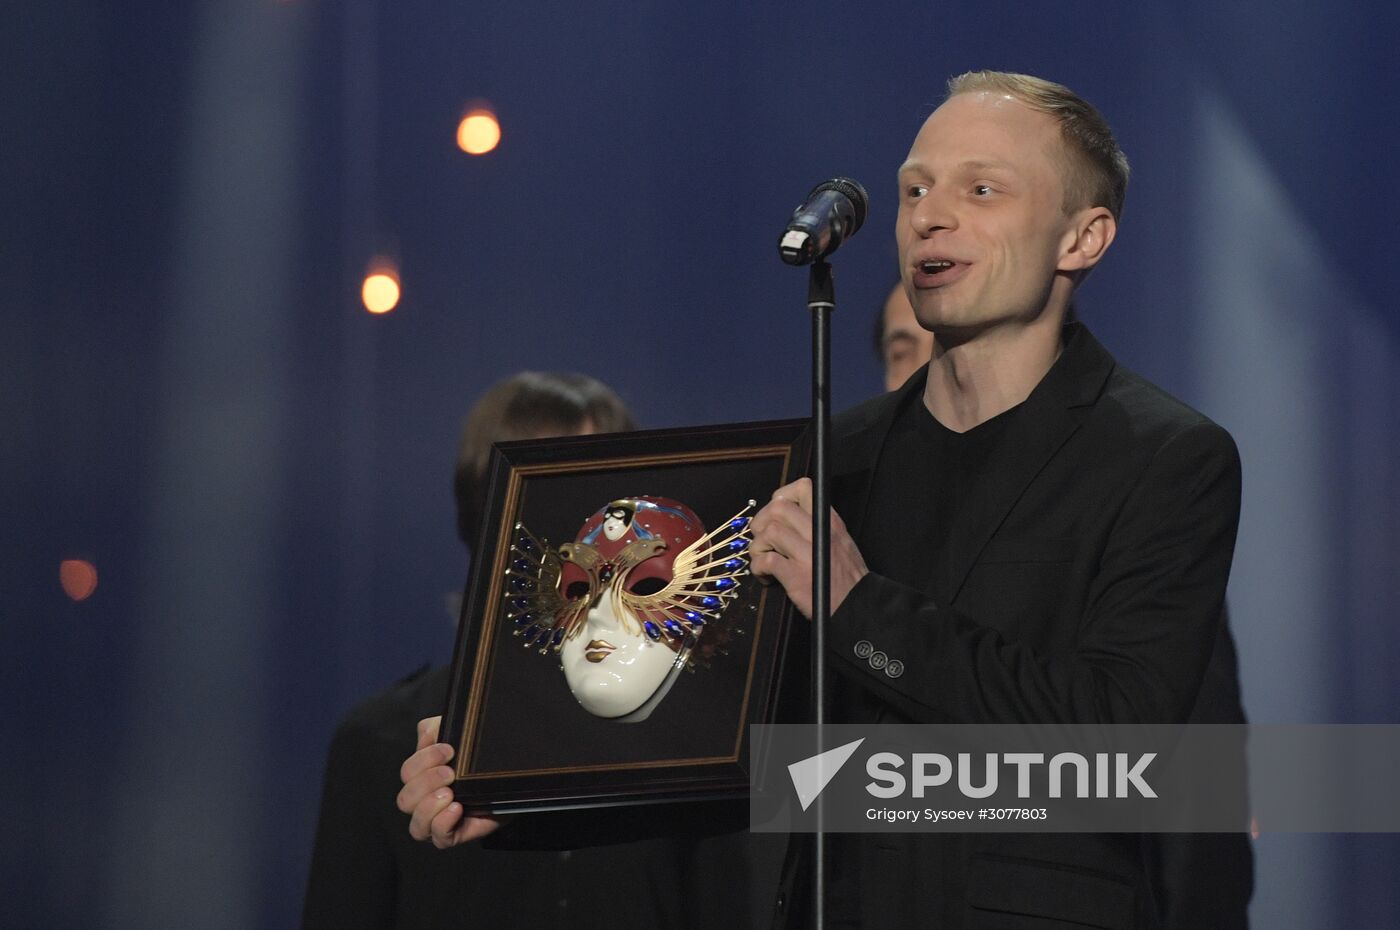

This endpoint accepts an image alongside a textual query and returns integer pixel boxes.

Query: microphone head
[807,177,869,238]
[778,177,870,265]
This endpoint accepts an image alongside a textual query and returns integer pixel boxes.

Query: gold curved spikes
[617,500,755,636]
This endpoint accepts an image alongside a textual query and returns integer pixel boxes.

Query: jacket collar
[833,322,1116,603]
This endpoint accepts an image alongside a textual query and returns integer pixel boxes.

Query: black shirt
[835,392,1021,728]
[827,392,1020,926]
[860,391,1022,604]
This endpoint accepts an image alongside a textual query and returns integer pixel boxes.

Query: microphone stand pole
[808,258,834,930]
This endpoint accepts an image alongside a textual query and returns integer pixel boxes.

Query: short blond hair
[947,70,1130,221]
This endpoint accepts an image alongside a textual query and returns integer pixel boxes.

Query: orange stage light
[457,109,501,155]
[60,559,99,602]
[362,260,401,314]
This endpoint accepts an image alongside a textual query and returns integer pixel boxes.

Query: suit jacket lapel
[938,323,1116,605]
[830,370,925,543]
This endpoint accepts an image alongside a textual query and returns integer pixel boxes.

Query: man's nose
[909,189,957,235]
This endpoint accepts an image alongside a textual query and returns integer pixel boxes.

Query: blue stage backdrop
[4,1,1399,927]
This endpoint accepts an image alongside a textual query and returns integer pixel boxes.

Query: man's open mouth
[913,258,968,287]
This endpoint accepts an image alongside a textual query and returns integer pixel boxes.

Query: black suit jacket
[773,323,1246,929]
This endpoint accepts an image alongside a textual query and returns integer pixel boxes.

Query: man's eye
[628,577,666,596]
[565,581,591,600]
[906,184,928,199]
[972,184,993,197]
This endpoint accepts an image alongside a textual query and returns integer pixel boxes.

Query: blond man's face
[896,91,1081,336]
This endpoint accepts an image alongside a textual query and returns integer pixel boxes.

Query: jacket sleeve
[826,422,1242,726]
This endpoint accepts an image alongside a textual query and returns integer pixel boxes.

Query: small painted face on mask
[600,506,633,542]
[503,496,754,722]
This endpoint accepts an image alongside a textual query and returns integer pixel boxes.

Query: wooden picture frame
[440,419,810,813]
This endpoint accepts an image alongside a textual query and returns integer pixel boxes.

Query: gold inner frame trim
[454,443,792,780]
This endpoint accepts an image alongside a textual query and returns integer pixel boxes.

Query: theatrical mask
[503,496,754,722]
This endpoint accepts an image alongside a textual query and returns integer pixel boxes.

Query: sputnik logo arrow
[787,738,866,811]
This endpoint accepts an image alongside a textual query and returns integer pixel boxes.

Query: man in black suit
[748,71,1247,928]
[870,289,1252,928]
[400,70,1248,928]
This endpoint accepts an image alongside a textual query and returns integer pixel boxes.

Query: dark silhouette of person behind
[304,371,763,930]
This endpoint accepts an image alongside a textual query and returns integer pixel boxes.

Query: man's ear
[1057,206,1117,274]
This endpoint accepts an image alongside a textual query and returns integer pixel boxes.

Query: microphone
[778,177,869,265]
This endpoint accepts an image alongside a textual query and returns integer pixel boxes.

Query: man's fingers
[401,719,503,849]
[415,716,441,752]
[399,741,453,790]
[408,784,458,842]
[429,809,504,849]
[461,814,505,843]
[751,493,813,597]
[429,803,468,849]
[753,496,813,549]
[752,547,804,589]
[770,477,814,514]
[752,509,810,564]
[754,547,813,619]
[397,757,455,814]
[750,502,815,619]
[830,505,852,534]
[751,479,863,621]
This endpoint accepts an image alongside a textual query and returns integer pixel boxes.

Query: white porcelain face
[601,509,630,542]
[558,592,682,719]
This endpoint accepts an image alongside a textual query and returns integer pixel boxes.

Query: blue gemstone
[519,537,538,553]
[665,620,685,637]
[513,558,530,572]
[714,577,736,591]
[728,538,749,552]
[643,621,661,641]
[701,596,720,609]
[724,558,743,571]
[523,625,540,643]
[512,597,530,610]
[552,629,565,646]
[729,517,750,530]
[689,614,706,626]
[514,615,532,627]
